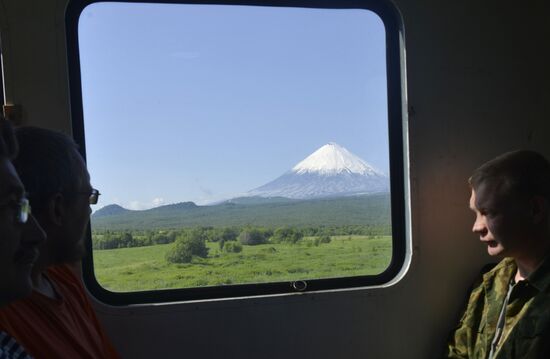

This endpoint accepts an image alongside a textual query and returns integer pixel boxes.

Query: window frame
[66,0,408,305]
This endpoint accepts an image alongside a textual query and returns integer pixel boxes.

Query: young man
[446,150,550,359]
[0,119,45,358]
[0,127,120,359]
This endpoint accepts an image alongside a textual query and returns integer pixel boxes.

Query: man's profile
[446,150,550,359]
[0,126,120,359]
[0,119,45,359]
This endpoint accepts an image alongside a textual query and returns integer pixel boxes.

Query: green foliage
[313,235,331,247]
[319,234,332,244]
[92,225,390,251]
[93,235,392,291]
[271,227,304,244]
[238,228,268,245]
[165,229,209,263]
[222,241,242,253]
[93,231,136,249]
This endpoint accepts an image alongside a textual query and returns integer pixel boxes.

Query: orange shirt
[0,265,120,359]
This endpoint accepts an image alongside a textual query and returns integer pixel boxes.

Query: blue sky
[78,3,389,209]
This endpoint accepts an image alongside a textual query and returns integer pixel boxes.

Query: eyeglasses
[0,196,31,224]
[85,189,101,205]
[89,189,101,205]
[68,188,101,205]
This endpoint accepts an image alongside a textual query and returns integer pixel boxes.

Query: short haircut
[0,118,18,160]
[469,150,550,201]
[12,126,85,214]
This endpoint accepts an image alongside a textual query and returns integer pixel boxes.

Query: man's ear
[530,195,549,224]
[46,193,66,226]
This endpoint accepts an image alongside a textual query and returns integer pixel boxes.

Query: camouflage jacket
[446,257,550,359]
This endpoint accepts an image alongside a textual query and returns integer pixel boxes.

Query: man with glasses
[0,119,45,358]
[0,127,120,359]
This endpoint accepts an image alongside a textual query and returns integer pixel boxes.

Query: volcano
[247,143,389,199]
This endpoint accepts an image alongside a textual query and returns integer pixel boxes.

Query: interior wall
[1,0,549,358]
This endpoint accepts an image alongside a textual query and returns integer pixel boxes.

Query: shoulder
[47,264,87,296]
[47,264,95,312]
[47,263,82,283]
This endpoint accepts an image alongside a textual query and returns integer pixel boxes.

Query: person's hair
[469,150,550,201]
[0,117,18,160]
[12,126,85,214]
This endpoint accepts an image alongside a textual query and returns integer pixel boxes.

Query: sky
[78,3,389,209]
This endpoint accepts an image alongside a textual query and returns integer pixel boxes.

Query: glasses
[85,189,101,205]
[0,196,31,224]
[68,188,101,205]
[89,189,101,205]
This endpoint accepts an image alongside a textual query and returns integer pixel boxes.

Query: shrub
[210,227,239,243]
[238,228,267,245]
[319,234,331,244]
[222,241,242,253]
[271,227,304,244]
[218,228,239,249]
[152,233,171,244]
[93,232,135,249]
[313,235,330,247]
[165,230,209,263]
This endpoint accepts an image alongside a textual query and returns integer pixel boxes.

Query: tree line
[92,224,390,251]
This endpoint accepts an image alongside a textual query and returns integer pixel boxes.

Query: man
[0,119,45,358]
[446,150,550,358]
[0,127,120,359]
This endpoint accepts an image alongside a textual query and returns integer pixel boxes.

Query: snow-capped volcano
[292,142,384,176]
[248,143,389,199]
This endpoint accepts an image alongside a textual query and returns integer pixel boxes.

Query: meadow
[93,235,392,292]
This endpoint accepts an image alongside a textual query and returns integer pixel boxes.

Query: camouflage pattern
[446,257,550,358]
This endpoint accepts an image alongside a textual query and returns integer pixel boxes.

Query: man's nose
[22,214,47,245]
[472,217,488,235]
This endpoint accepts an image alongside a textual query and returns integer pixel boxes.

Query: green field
[92,235,392,292]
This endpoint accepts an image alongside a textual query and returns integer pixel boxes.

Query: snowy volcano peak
[292,142,383,176]
[247,142,389,199]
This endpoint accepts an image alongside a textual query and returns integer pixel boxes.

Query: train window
[66,0,407,304]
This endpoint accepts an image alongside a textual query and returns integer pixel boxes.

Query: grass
[92,235,392,292]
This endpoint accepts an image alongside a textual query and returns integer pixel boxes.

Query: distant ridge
[93,204,129,217]
[248,143,389,199]
[91,193,391,230]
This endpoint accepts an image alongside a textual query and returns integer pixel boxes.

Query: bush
[222,241,242,253]
[93,232,135,249]
[152,233,171,244]
[271,227,304,244]
[319,234,331,244]
[218,228,239,249]
[209,227,239,243]
[165,230,209,263]
[313,235,331,247]
[238,228,267,245]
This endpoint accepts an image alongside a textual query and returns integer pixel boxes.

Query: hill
[91,193,391,230]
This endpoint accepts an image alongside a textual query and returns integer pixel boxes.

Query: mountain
[91,193,391,230]
[93,204,130,217]
[247,143,389,199]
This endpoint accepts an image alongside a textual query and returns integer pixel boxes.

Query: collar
[525,255,550,292]
[483,256,550,293]
[484,257,516,281]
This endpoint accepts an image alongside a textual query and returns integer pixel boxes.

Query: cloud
[125,197,166,210]
[152,197,165,207]
[126,201,144,210]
